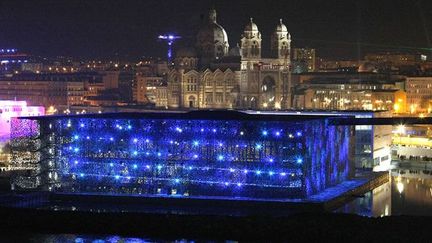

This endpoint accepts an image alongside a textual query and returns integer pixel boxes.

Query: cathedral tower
[240,18,262,60]
[271,19,291,59]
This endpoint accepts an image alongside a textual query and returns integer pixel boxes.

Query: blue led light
[30,115,352,199]
[79,173,84,177]
[255,144,262,150]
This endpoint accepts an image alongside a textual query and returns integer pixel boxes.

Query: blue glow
[19,115,353,200]
[255,143,262,150]
[296,131,302,137]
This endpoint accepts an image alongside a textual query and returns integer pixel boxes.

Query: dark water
[3,168,432,242]
[336,168,432,217]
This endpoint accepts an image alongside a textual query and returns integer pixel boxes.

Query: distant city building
[292,48,316,73]
[365,52,426,66]
[0,73,103,108]
[405,76,432,113]
[292,73,406,112]
[163,10,292,110]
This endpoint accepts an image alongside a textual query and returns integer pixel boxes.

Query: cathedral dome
[244,18,259,32]
[275,19,288,32]
[196,9,228,44]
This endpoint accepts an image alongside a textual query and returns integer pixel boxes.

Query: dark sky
[0,0,431,60]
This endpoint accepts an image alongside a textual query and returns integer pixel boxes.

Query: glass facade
[11,112,354,200]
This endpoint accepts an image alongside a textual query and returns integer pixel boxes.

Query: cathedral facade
[165,9,292,110]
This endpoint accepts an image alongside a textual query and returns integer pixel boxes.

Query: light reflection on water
[336,168,432,217]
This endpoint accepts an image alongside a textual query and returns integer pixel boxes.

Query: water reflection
[337,168,432,217]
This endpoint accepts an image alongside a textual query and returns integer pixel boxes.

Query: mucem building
[10,111,354,200]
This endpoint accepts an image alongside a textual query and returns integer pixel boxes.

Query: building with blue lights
[11,111,354,200]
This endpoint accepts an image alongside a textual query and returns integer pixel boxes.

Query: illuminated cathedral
[166,9,292,110]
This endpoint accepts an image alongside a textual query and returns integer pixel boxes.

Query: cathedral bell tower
[240,18,262,60]
[271,19,291,60]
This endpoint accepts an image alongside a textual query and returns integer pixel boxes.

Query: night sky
[0,0,431,60]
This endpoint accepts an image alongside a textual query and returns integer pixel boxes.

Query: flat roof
[20,110,348,122]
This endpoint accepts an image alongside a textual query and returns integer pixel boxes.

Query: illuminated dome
[275,19,288,33]
[196,9,229,59]
[244,18,259,32]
